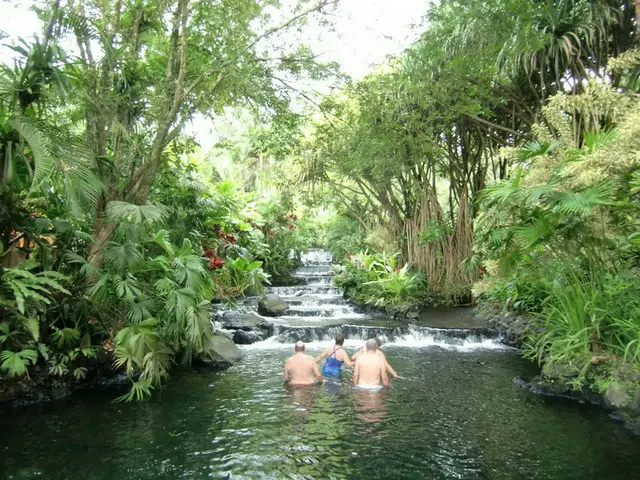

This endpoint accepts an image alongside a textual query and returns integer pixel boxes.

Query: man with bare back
[284,341,323,386]
[352,336,398,379]
[353,338,389,388]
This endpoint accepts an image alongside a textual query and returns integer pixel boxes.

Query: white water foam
[239,334,509,352]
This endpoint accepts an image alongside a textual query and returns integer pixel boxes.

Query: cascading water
[233,248,506,351]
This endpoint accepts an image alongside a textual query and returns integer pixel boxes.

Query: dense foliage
[302,0,640,385]
[1,0,639,402]
[333,251,425,314]
[474,78,640,383]
[0,0,333,399]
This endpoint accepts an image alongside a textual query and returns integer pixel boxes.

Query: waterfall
[227,249,506,352]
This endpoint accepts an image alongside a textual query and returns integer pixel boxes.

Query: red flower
[208,256,225,270]
[204,248,215,258]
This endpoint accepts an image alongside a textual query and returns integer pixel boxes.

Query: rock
[542,361,579,380]
[613,364,640,383]
[512,377,531,389]
[222,311,274,334]
[233,329,264,345]
[606,381,632,409]
[406,311,419,320]
[293,290,305,297]
[202,333,244,368]
[258,294,289,317]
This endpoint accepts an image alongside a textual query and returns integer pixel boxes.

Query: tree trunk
[636,0,640,42]
[88,214,117,272]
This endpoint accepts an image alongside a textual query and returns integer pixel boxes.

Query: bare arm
[380,360,389,387]
[379,351,398,378]
[351,347,364,361]
[315,347,329,363]
[283,361,290,384]
[313,361,323,384]
[340,349,354,368]
[353,359,360,385]
[385,361,398,378]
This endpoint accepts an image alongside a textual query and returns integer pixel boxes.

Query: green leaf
[106,201,168,224]
[23,318,40,341]
[1,349,38,376]
[51,327,80,349]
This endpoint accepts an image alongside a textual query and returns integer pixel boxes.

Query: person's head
[365,338,378,352]
[335,333,345,346]
[375,336,382,347]
[294,341,305,353]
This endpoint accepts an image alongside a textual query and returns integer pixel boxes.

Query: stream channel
[1,250,640,479]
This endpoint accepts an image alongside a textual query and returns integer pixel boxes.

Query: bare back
[354,352,388,387]
[284,353,322,386]
[353,347,398,378]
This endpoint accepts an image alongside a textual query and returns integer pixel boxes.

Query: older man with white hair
[284,341,323,386]
[353,338,389,388]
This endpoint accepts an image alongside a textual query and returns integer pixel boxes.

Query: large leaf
[106,201,168,225]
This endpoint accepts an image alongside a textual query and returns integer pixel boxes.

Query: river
[1,250,639,479]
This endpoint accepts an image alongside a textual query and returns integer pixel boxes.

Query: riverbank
[0,332,244,408]
[474,301,640,434]
[0,349,124,407]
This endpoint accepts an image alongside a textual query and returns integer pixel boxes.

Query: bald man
[352,336,398,378]
[353,339,389,388]
[284,341,323,386]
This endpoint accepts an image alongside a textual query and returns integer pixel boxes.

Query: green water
[1,346,639,479]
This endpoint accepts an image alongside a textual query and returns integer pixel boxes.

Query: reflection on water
[1,347,640,480]
[353,388,388,424]
[286,384,317,417]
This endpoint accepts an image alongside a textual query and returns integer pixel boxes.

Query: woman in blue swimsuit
[315,334,354,378]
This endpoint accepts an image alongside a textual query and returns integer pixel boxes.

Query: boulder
[222,311,274,335]
[258,294,289,317]
[233,329,264,345]
[631,390,640,412]
[605,381,632,409]
[541,361,579,380]
[201,333,244,368]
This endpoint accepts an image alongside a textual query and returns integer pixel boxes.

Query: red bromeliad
[208,256,225,270]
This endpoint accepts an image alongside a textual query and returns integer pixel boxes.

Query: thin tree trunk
[636,0,640,42]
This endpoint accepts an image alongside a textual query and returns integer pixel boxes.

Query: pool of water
[2,345,639,480]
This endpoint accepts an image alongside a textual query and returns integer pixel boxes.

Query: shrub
[333,251,425,313]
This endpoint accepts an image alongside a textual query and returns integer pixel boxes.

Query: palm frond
[106,201,168,224]
[11,116,102,213]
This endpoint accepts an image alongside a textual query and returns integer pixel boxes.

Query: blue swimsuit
[322,346,344,377]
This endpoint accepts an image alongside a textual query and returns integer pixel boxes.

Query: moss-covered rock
[605,381,633,408]
[541,361,580,380]
[258,294,289,317]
